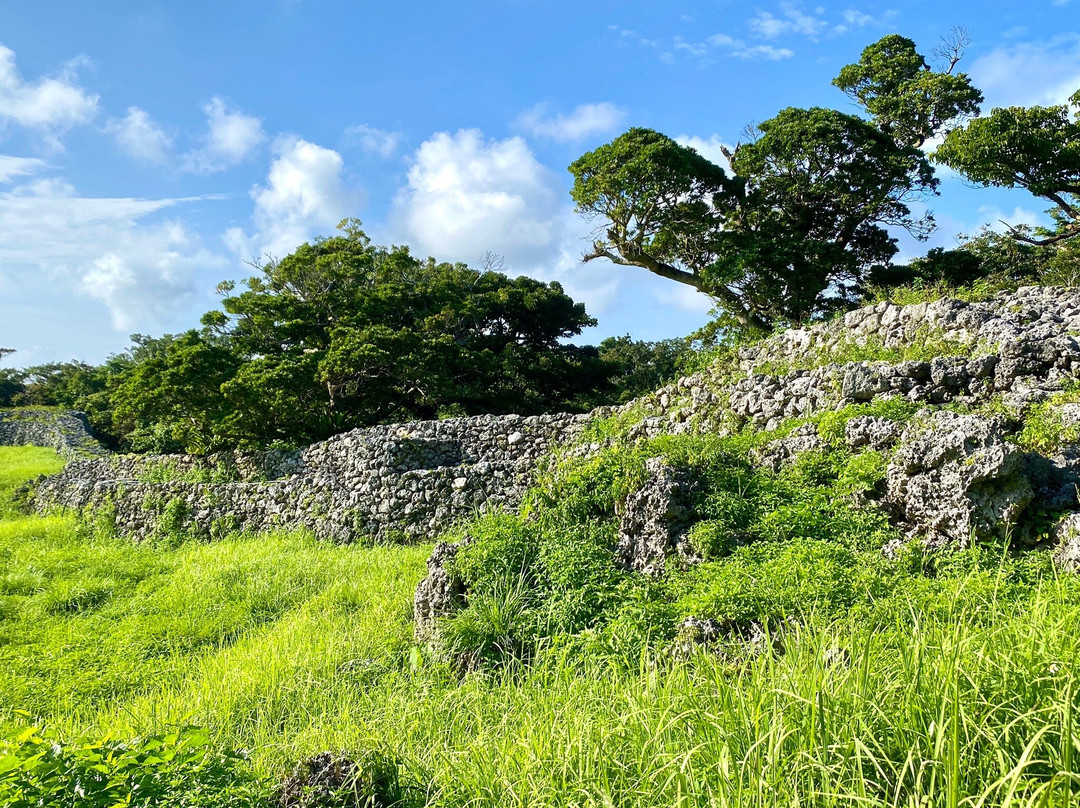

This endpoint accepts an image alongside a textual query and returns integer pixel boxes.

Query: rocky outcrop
[413,536,471,642]
[1053,513,1080,572]
[886,412,1033,547]
[755,424,825,472]
[0,409,107,458]
[19,287,1080,569]
[614,458,699,576]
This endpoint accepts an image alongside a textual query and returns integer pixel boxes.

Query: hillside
[3,286,1080,806]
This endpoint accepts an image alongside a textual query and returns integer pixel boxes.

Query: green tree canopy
[833,32,982,148]
[935,91,1080,245]
[569,34,981,333]
[113,223,610,452]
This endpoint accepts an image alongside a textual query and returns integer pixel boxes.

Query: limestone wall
[33,413,594,543]
[24,286,1080,547]
[0,409,107,458]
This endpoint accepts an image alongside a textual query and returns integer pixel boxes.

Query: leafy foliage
[570,35,980,333]
[935,90,1080,245]
[0,723,266,808]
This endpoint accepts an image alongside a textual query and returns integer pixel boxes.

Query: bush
[0,723,266,807]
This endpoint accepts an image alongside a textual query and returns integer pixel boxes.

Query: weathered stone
[755,423,824,472]
[1053,513,1080,572]
[615,458,698,576]
[887,412,1033,545]
[845,416,904,452]
[29,412,598,544]
[413,535,472,642]
[0,409,106,458]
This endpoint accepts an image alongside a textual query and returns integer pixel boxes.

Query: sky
[0,0,1077,366]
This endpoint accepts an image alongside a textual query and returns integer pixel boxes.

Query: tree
[118,223,611,451]
[596,336,685,404]
[833,31,982,148]
[569,34,981,333]
[935,91,1080,245]
[109,331,242,453]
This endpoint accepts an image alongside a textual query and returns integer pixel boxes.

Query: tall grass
[3,447,1080,806]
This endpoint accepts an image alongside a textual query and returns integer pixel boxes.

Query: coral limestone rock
[887,412,1033,545]
[615,457,699,576]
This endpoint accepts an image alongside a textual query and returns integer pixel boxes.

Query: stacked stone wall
[0,409,107,458]
[33,413,594,543]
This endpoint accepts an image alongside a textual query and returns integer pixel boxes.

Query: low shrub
[0,723,266,807]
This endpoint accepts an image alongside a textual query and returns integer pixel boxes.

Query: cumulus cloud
[514,102,627,142]
[182,96,265,173]
[343,123,401,157]
[225,136,356,260]
[748,4,826,39]
[389,127,706,328]
[708,34,794,61]
[970,36,1080,108]
[675,134,734,166]
[0,177,224,331]
[105,107,172,165]
[79,221,226,329]
[0,155,46,183]
[393,129,564,268]
[0,45,97,140]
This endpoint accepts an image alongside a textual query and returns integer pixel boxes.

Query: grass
[4,430,1080,806]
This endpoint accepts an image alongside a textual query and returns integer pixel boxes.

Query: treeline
[1,225,684,453]
[6,33,1079,454]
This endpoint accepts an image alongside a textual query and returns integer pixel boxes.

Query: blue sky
[0,0,1077,365]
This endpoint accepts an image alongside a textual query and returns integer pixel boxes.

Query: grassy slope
[3,430,1080,806]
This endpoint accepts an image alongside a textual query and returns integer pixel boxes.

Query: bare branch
[932,26,972,74]
[477,250,506,274]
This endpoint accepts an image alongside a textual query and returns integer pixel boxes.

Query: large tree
[935,90,1080,245]
[569,35,981,332]
[117,223,610,452]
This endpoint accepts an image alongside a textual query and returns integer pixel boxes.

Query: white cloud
[182,96,265,173]
[105,107,172,165]
[0,155,46,183]
[0,45,97,139]
[343,123,401,157]
[225,136,356,260]
[514,102,626,142]
[708,34,794,61]
[970,36,1080,108]
[0,177,224,331]
[390,127,686,324]
[976,205,1045,233]
[394,129,563,267]
[749,4,826,39]
[79,221,226,329]
[675,134,734,167]
[841,9,875,27]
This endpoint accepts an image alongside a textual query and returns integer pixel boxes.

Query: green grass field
[3,445,1080,806]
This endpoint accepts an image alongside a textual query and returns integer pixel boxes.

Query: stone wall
[33,413,594,543]
[630,286,1080,439]
[0,409,107,458]
[23,286,1080,549]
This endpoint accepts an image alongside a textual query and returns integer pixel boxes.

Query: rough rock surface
[886,412,1033,546]
[33,413,594,543]
[413,536,472,642]
[1053,513,1080,572]
[615,457,699,576]
[845,415,904,451]
[18,287,1080,564]
[0,409,106,458]
[755,423,825,472]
